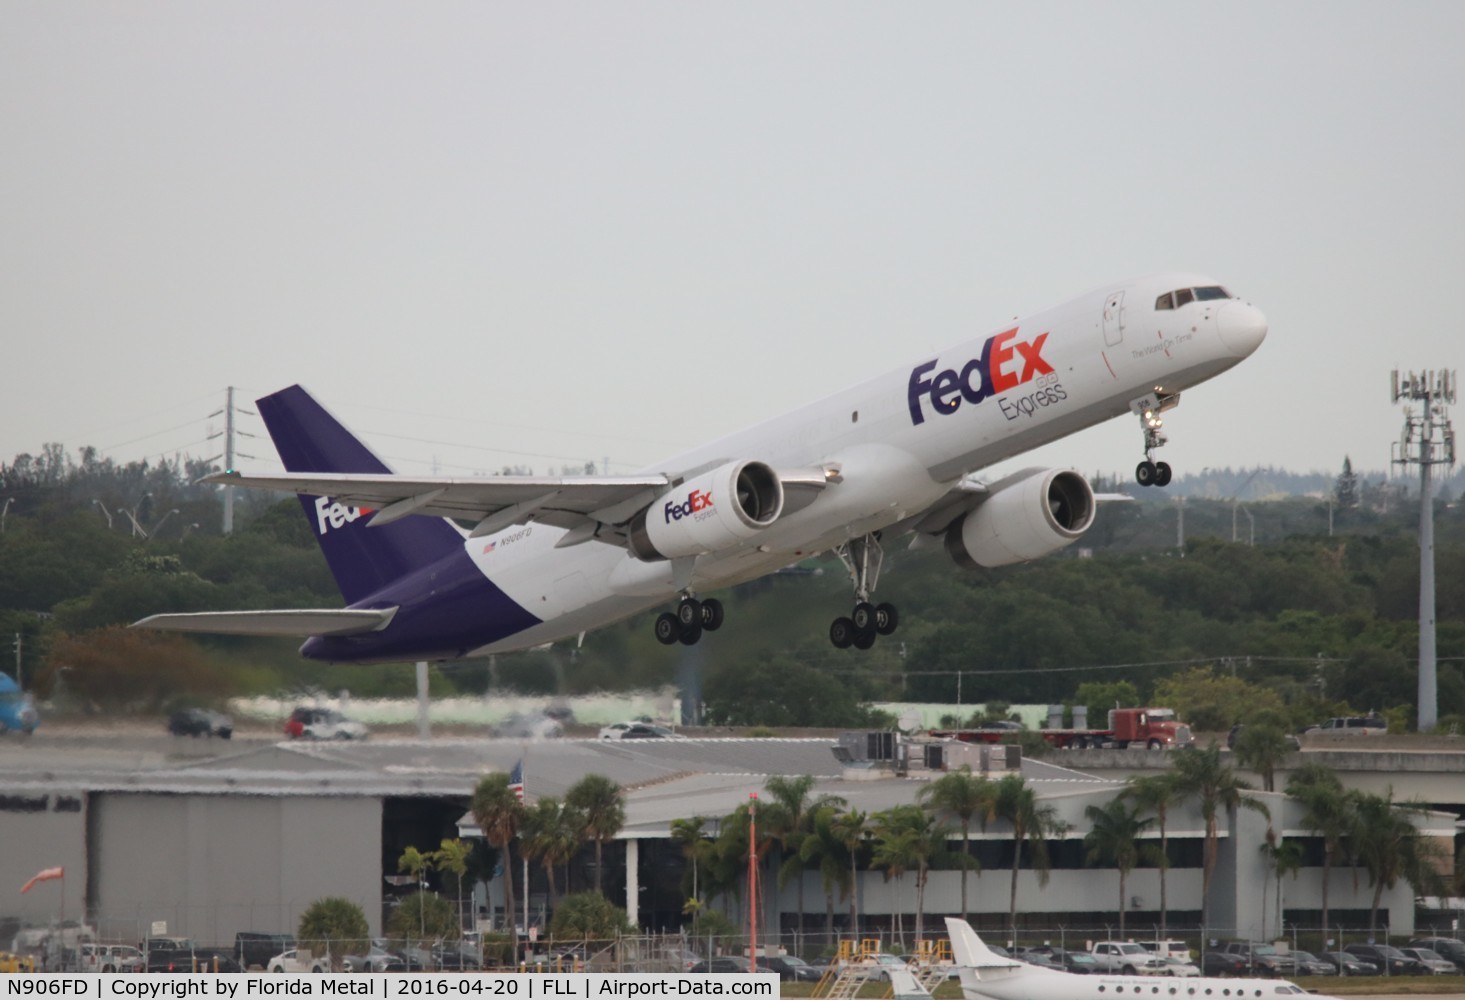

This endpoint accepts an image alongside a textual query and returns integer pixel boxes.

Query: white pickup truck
[1089,942,1168,975]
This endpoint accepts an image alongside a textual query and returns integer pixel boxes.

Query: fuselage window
[1156,292,1175,310]
[1193,285,1231,301]
[1174,288,1195,307]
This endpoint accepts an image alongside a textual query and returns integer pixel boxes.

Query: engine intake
[945,467,1095,570]
[629,460,783,561]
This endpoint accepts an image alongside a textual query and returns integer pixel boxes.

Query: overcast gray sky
[4,2,1462,488]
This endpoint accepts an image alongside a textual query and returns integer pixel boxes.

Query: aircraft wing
[202,470,672,535]
[133,608,397,637]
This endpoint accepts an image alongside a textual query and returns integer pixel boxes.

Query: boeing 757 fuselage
[136,272,1266,662]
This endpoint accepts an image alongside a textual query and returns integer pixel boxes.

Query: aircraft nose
[1216,300,1268,356]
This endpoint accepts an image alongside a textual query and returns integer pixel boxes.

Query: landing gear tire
[1136,460,1157,486]
[677,598,702,628]
[654,613,680,645]
[678,623,702,646]
[851,601,877,632]
[699,598,725,631]
[875,602,899,636]
[852,629,877,650]
[830,617,856,649]
[1153,461,1172,487]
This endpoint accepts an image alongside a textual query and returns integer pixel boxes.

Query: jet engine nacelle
[945,467,1095,570]
[629,460,784,561]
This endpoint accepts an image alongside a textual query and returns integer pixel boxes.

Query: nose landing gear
[654,594,725,646]
[1130,391,1180,487]
[828,534,899,650]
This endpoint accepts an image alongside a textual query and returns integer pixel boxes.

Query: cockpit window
[1157,286,1232,310]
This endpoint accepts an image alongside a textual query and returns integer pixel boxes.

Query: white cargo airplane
[135,273,1266,663]
[943,918,1337,1000]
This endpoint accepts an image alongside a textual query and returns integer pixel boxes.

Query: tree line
[3,447,1464,730]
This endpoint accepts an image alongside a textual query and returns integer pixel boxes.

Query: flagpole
[747,793,757,973]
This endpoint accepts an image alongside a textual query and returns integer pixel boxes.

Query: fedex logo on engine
[664,489,713,523]
[907,328,1054,425]
[315,495,371,534]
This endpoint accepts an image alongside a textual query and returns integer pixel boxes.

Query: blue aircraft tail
[255,385,464,606]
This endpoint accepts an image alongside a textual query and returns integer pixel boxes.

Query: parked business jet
[135,273,1265,662]
[943,918,1337,1000]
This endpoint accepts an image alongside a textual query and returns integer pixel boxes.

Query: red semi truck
[933,707,1193,750]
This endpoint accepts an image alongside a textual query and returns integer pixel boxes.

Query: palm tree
[1286,762,1356,938]
[1352,789,1443,936]
[763,775,846,932]
[1231,713,1294,792]
[798,804,854,938]
[871,806,919,950]
[1171,743,1268,924]
[398,845,436,941]
[1084,796,1155,938]
[984,772,1067,941]
[433,838,472,933]
[918,766,991,920]
[565,774,625,896]
[874,804,961,948]
[470,772,526,936]
[1257,825,1302,939]
[1122,772,1180,935]
[521,797,581,905]
[670,816,713,905]
[829,808,870,937]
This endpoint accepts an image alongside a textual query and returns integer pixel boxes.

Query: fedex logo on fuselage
[663,489,713,523]
[315,495,370,534]
[907,328,1053,425]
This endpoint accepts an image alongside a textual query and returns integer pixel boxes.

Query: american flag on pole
[508,760,525,802]
[21,867,63,894]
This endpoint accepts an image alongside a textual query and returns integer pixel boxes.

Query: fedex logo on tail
[907,328,1054,425]
[664,489,713,523]
[315,496,372,534]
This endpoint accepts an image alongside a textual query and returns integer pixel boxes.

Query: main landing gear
[1130,391,1180,487]
[828,534,900,650]
[653,595,725,646]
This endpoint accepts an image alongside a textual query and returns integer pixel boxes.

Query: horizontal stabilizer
[132,608,397,637]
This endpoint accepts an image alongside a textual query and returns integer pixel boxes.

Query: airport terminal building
[0,733,1455,951]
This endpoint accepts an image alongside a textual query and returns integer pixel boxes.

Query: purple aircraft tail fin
[255,385,463,606]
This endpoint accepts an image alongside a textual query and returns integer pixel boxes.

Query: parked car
[763,955,822,982]
[78,943,145,973]
[168,708,232,738]
[1158,956,1201,976]
[1090,941,1167,975]
[1409,936,1465,970]
[689,956,753,973]
[1221,941,1297,977]
[1286,949,1337,976]
[236,932,295,971]
[284,707,368,740]
[1343,942,1426,975]
[267,948,329,973]
[1201,950,1250,977]
[1318,951,1376,976]
[1399,947,1460,974]
[1045,948,1101,974]
[340,943,406,973]
[1139,940,1193,962]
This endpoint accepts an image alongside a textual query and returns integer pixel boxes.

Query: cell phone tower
[1391,369,1457,731]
